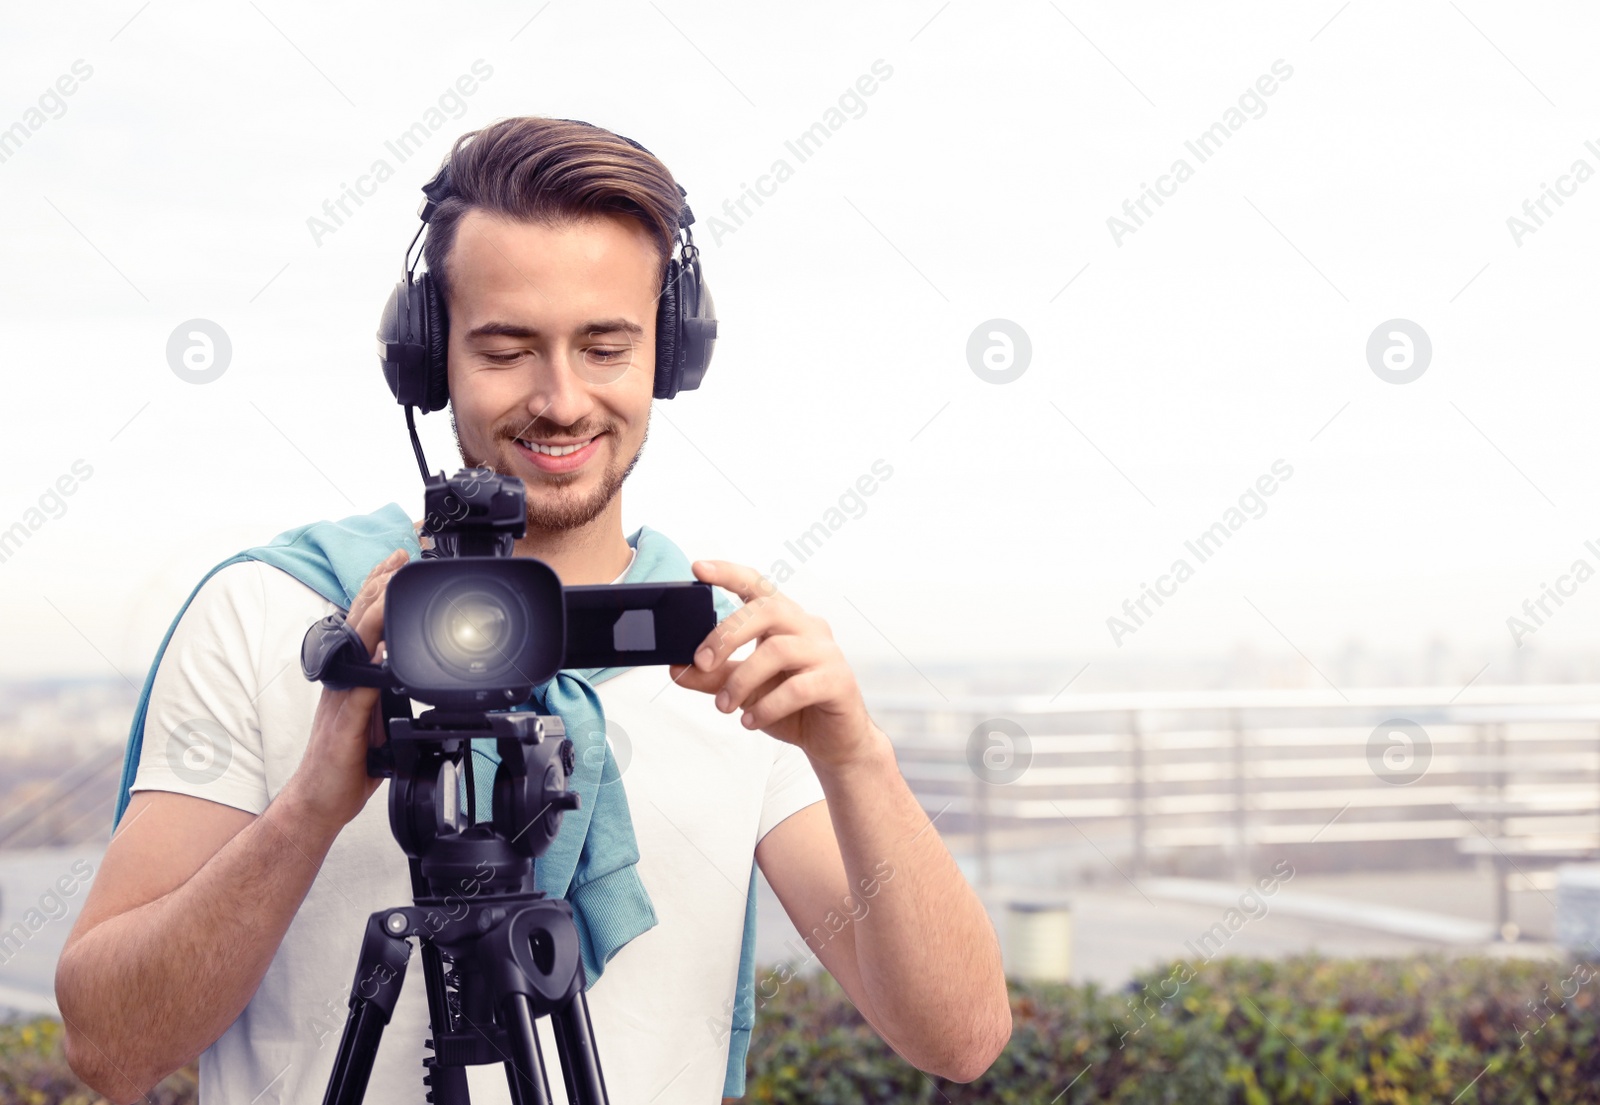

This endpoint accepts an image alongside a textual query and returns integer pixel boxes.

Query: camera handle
[302,610,394,690]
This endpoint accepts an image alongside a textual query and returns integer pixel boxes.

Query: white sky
[5,0,1600,696]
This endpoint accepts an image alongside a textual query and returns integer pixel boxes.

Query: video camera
[302,466,716,712]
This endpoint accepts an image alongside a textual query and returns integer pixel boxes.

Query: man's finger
[350,549,406,613]
[348,549,407,651]
[692,559,778,605]
[668,658,741,695]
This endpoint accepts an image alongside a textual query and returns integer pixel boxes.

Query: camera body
[301,466,717,710]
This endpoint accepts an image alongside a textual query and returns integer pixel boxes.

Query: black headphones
[376,119,718,417]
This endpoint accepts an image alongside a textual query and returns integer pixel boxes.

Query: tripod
[320,703,611,1105]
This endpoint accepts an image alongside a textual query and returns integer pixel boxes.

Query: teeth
[520,436,592,457]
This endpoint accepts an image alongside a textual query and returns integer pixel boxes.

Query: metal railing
[871,683,1600,925]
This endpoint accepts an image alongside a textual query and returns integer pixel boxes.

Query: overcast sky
[5,0,1600,697]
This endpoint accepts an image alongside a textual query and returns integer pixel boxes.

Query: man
[55,115,1010,1103]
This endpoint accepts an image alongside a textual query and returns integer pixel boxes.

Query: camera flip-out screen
[563,582,718,670]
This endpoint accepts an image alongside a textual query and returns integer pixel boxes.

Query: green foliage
[743,954,1600,1104]
[3,955,1596,1103]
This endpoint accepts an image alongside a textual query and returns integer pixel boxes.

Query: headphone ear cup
[678,273,716,393]
[419,271,451,413]
[653,257,681,400]
[377,279,411,403]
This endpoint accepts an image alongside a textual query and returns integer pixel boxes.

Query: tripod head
[387,708,574,892]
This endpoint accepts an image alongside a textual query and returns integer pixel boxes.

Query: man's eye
[482,351,523,365]
[588,348,628,363]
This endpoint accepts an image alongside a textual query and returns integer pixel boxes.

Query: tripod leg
[321,911,414,1105]
[549,989,609,1105]
[324,1000,392,1105]
[499,992,555,1105]
[420,940,471,1105]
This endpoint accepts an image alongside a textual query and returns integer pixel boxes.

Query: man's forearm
[811,721,1011,1081]
[57,784,340,1102]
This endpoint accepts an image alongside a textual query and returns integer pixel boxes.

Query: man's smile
[511,431,605,473]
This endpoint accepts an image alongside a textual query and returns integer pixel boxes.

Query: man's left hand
[668,560,880,769]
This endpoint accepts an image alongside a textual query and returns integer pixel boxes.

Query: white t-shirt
[130,552,826,1104]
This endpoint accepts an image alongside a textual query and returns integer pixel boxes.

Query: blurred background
[5,0,1600,1097]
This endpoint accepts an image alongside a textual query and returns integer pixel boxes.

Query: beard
[451,408,648,533]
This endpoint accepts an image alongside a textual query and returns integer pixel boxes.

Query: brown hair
[421,116,682,305]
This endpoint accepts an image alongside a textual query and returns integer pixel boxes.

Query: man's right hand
[287,547,409,834]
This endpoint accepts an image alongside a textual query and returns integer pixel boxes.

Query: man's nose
[524,347,593,426]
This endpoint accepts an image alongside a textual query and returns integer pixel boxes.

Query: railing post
[1493,721,1509,936]
[1232,707,1249,883]
[1493,722,1507,808]
[1475,722,1488,791]
[1129,710,1145,879]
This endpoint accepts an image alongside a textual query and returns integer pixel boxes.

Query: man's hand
[287,547,408,833]
[668,560,881,769]
[681,560,1014,1079]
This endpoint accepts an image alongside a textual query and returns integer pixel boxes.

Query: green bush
[743,954,1600,1104]
[4,955,1596,1103]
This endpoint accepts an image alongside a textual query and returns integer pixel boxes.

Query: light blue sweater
[112,503,761,1097]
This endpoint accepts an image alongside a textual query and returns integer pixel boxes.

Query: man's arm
[756,741,1011,1082]
[56,786,341,1102]
[57,548,408,1101]
[671,560,1012,1083]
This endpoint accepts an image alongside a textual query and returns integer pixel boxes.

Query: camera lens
[423,581,526,678]
[446,595,507,653]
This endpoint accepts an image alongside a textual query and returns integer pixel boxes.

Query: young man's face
[443,209,660,533]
